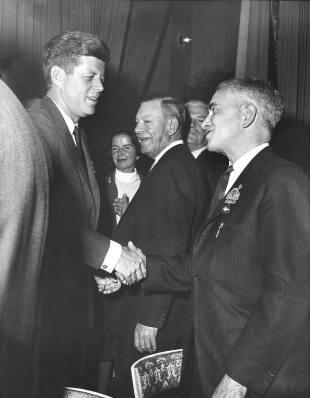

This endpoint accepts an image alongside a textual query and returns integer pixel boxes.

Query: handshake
[94,241,146,295]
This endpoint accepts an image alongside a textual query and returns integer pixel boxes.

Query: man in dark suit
[186,99,227,192]
[28,31,146,392]
[95,96,208,397]
[0,79,49,398]
[135,79,310,397]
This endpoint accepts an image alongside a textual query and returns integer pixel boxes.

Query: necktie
[73,126,87,172]
[208,165,233,216]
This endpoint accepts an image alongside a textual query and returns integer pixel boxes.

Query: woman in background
[95,130,144,393]
[97,130,143,237]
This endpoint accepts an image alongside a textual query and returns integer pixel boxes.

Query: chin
[141,146,152,157]
[85,105,96,115]
[206,142,218,153]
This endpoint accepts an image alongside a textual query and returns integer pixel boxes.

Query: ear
[241,103,257,128]
[50,65,65,88]
[166,117,178,136]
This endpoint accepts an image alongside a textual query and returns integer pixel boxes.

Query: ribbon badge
[222,184,242,214]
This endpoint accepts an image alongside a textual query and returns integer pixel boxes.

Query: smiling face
[57,55,105,123]
[134,100,171,159]
[202,88,242,158]
[111,134,137,173]
[186,101,209,151]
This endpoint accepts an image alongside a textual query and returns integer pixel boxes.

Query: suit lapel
[148,143,184,174]
[43,97,100,214]
[202,147,274,229]
[117,149,182,228]
[79,128,100,215]
[105,171,118,203]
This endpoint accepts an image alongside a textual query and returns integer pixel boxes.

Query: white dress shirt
[191,145,208,159]
[225,143,269,194]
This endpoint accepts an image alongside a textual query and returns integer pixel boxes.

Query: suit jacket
[28,96,111,387]
[110,144,209,343]
[97,169,144,237]
[144,147,310,397]
[0,81,49,398]
[195,149,228,193]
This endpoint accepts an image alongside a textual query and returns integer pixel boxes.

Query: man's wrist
[100,240,122,272]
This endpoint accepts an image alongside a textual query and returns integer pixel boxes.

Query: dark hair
[42,31,110,87]
[142,94,186,136]
[218,78,285,130]
[110,130,140,154]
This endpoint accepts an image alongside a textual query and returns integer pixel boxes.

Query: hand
[113,194,129,217]
[134,323,158,353]
[212,375,247,398]
[114,241,147,285]
[93,275,121,295]
[128,241,145,260]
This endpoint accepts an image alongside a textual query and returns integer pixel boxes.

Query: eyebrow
[112,143,133,147]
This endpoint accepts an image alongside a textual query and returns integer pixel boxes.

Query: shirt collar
[150,140,183,170]
[225,143,269,194]
[191,145,207,159]
[48,96,76,135]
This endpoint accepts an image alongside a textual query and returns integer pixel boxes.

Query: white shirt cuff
[101,240,122,273]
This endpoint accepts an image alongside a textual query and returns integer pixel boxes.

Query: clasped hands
[113,193,129,217]
[94,241,146,294]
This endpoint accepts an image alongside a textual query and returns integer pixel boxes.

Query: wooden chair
[64,387,113,398]
[131,349,183,398]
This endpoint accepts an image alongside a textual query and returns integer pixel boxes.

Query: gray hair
[218,78,285,130]
[142,95,186,135]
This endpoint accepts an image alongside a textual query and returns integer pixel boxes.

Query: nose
[93,77,104,92]
[135,121,143,134]
[117,147,126,155]
[201,114,211,129]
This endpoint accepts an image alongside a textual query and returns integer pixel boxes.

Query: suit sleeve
[144,253,193,294]
[77,225,111,269]
[226,165,310,395]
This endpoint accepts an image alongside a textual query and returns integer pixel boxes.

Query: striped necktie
[73,126,87,172]
[208,165,233,216]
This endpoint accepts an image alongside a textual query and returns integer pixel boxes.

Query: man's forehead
[75,55,105,72]
[210,87,234,106]
[187,102,208,117]
[137,99,162,116]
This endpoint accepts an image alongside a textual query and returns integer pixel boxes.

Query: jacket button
[101,264,107,269]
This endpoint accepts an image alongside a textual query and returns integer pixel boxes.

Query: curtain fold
[236,0,310,128]
[296,1,310,126]
[235,0,270,80]
[277,0,310,126]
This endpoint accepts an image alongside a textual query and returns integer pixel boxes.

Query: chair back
[131,349,183,398]
[64,387,113,398]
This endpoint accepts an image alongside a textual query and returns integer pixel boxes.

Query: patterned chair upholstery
[131,349,183,398]
[64,387,113,398]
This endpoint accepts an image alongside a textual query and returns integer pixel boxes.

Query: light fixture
[177,34,192,47]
